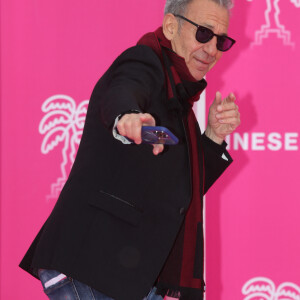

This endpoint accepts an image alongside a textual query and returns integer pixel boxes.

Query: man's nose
[203,36,218,57]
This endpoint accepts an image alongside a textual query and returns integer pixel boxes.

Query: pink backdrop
[1,0,299,299]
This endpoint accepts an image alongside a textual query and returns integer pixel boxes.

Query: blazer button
[179,207,186,215]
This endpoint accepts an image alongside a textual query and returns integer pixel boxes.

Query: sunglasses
[174,14,236,52]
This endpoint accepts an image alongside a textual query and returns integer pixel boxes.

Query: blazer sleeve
[202,133,233,194]
[97,45,165,128]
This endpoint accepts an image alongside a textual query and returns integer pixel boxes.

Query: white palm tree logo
[39,95,89,200]
[246,0,300,48]
[242,277,300,300]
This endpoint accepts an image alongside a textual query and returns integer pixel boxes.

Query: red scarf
[138,28,207,300]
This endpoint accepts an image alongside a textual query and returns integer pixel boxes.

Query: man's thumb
[214,91,222,106]
[140,114,155,126]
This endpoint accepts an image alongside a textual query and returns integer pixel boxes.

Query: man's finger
[153,144,164,155]
[223,93,236,105]
[216,109,239,120]
[214,91,222,107]
[131,118,143,144]
[123,119,135,140]
[219,101,238,114]
[222,103,238,111]
[215,91,224,112]
[218,117,240,126]
[140,114,156,126]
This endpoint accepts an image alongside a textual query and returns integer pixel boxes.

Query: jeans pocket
[38,269,71,295]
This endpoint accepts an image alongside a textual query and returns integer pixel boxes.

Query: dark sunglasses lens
[196,26,213,43]
[217,36,234,51]
[195,23,235,51]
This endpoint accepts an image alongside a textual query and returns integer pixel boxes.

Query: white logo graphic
[242,277,300,300]
[247,0,300,48]
[39,95,89,200]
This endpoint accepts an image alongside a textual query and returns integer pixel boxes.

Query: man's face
[170,0,230,80]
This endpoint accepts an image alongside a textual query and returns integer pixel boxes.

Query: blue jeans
[38,269,163,300]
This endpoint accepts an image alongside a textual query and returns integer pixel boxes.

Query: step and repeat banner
[1,0,299,299]
[205,1,300,299]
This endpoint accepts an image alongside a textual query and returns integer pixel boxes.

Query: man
[20,0,240,299]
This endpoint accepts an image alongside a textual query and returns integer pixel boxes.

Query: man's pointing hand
[117,113,164,155]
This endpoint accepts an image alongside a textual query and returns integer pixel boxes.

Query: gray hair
[164,0,234,16]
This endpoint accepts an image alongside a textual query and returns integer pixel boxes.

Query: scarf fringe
[155,284,205,300]
[165,289,181,299]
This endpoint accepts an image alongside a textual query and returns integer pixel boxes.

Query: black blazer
[20,45,232,300]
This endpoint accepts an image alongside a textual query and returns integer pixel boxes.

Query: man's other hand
[117,113,164,155]
[206,91,241,144]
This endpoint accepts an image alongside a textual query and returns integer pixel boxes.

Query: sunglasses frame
[174,14,236,52]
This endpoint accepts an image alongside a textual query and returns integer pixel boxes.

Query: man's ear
[163,13,179,41]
